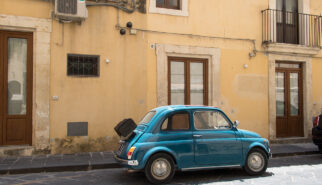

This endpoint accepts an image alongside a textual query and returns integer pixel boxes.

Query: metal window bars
[262,9,321,48]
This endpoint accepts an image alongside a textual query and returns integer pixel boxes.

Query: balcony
[262,9,322,49]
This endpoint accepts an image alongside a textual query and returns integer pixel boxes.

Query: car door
[159,111,194,168]
[193,110,242,166]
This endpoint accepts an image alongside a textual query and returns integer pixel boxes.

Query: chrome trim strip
[182,165,241,171]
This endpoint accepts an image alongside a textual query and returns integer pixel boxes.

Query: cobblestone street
[0,154,321,185]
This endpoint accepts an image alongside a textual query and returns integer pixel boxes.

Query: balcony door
[275,62,303,138]
[0,31,33,145]
[276,0,298,44]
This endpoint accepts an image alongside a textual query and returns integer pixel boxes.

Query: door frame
[268,54,312,140]
[0,31,3,145]
[168,57,209,105]
[0,30,33,146]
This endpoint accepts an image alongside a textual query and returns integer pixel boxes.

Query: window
[156,0,180,10]
[194,111,231,130]
[149,0,188,17]
[139,111,156,125]
[161,112,190,131]
[168,57,208,105]
[67,54,99,77]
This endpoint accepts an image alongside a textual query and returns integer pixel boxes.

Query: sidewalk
[0,142,319,175]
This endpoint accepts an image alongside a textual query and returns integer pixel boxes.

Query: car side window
[161,112,190,131]
[194,111,231,130]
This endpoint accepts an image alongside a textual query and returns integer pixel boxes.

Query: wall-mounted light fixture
[105,58,110,64]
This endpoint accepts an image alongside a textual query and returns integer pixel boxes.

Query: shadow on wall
[51,136,120,154]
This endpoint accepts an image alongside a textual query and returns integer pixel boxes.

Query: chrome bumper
[113,151,139,166]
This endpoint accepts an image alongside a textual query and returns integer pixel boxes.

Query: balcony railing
[262,9,322,48]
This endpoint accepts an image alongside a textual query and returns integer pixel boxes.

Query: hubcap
[151,158,171,180]
[248,152,265,172]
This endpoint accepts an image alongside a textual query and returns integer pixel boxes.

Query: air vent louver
[58,0,77,14]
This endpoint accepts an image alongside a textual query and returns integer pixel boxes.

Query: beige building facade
[0,0,321,155]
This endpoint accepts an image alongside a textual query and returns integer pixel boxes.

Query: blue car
[114,105,271,184]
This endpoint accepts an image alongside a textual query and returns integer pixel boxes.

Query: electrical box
[54,0,88,22]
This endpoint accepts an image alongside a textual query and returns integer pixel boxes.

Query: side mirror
[233,120,240,128]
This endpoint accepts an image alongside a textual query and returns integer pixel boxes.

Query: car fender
[140,146,178,169]
[246,142,269,157]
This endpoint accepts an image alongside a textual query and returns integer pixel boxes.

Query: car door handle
[193,135,202,138]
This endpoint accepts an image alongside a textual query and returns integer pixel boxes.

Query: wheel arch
[141,147,178,169]
[246,143,270,159]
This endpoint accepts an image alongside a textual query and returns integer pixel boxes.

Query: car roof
[153,105,221,113]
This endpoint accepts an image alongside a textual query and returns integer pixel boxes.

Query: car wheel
[144,153,175,184]
[244,148,268,176]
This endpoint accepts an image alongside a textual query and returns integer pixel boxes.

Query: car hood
[238,129,261,138]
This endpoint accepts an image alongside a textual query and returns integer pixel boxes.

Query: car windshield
[139,111,156,125]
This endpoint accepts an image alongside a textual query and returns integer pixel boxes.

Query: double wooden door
[276,62,303,137]
[0,31,33,145]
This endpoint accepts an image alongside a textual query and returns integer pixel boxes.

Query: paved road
[0,154,321,185]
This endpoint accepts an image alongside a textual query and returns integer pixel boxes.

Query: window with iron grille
[67,54,99,77]
[156,0,181,10]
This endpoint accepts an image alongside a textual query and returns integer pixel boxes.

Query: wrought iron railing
[262,9,322,48]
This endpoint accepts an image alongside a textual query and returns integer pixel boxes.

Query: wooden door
[0,31,33,145]
[276,62,303,138]
[276,0,299,44]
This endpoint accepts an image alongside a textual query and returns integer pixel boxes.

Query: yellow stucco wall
[1,0,322,154]
[312,58,322,116]
[310,0,322,117]
[0,0,51,18]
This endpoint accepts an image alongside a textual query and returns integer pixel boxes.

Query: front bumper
[113,151,139,167]
[268,148,272,158]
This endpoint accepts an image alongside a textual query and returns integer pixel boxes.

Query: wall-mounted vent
[57,0,77,14]
[54,0,88,21]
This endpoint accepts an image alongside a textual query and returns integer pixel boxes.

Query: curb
[0,163,121,175]
[272,151,320,158]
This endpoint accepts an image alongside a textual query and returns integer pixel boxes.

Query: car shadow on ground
[120,155,322,185]
[122,168,274,185]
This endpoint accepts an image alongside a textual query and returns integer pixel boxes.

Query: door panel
[276,63,303,138]
[0,31,32,146]
[193,110,242,166]
[276,71,288,137]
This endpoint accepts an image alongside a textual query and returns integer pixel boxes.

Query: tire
[244,148,268,176]
[144,153,175,184]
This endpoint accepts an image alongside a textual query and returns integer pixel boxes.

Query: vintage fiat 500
[113,105,271,184]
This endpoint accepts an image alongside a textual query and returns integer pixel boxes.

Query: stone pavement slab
[0,142,319,175]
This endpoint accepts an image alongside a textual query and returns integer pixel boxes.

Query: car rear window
[139,111,156,125]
